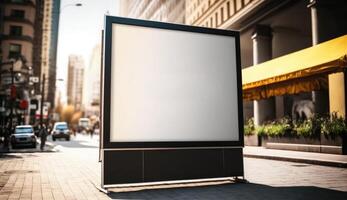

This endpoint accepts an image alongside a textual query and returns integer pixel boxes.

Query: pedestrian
[90,125,95,138]
[3,122,11,150]
[40,124,48,151]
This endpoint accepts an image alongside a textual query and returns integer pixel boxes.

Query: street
[0,134,346,199]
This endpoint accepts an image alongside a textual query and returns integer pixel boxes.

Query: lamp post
[40,74,45,126]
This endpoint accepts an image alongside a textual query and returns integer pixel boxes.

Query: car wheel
[11,143,16,149]
[52,137,56,141]
[66,137,70,141]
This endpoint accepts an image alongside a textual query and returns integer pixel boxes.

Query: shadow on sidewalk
[108,182,347,200]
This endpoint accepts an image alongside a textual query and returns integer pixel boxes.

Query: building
[186,0,347,124]
[0,0,40,126]
[82,45,101,117]
[39,0,60,108]
[0,0,36,66]
[118,0,347,123]
[67,55,84,111]
[120,0,185,24]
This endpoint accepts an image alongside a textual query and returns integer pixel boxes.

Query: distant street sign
[29,76,39,83]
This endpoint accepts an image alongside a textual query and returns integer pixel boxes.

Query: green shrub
[244,118,255,136]
[294,120,313,137]
[292,115,322,137]
[321,113,347,138]
[265,123,290,137]
[256,117,292,137]
[256,125,266,136]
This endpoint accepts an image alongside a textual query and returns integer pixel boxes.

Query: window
[11,0,25,3]
[11,9,25,18]
[227,2,230,17]
[10,26,22,36]
[9,44,21,58]
[215,12,218,26]
[221,7,224,22]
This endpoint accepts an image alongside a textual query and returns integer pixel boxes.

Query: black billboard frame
[102,16,244,149]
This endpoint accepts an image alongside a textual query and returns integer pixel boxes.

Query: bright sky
[56,0,119,103]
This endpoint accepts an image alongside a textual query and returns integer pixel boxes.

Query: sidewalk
[244,146,347,168]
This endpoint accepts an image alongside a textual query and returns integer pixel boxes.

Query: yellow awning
[242,34,347,101]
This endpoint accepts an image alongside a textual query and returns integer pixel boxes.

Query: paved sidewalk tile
[0,135,346,200]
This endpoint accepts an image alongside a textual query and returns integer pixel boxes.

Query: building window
[9,44,21,58]
[11,0,25,3]
[215,12,218,26]
[221,7,224,22]
[227,1,230,17]
[10,9,25,18]
[10,26,22,36]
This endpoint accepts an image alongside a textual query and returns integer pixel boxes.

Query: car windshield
[56,124,68,130]
[15,127,33,134]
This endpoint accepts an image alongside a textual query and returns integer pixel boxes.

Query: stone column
[252,25,276,125]
[309,0,347,117]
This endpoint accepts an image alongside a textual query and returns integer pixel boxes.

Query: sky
[56,0,119,103]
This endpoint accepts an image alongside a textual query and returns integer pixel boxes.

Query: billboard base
[102,147,243,186]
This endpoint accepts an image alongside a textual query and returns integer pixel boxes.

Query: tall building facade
[67,55,84,111]
[185,0,347,123]
[0,0,36,66]
[0,0,40,125]
[82,45,101,117]
[120,0,185,24]
[40,0,60,108]
[119,0,347,124]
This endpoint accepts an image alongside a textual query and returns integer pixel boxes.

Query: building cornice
[1,34,34,43]
[3,16,34,26]
[0,0,35,8]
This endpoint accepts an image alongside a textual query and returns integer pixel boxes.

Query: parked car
[78,118,92,134]
[51,122,71,141]
[10,125,37,148]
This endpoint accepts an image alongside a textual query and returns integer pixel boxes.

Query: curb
[244,153,347,168]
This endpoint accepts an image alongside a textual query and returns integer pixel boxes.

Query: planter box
[262,135,321,146]
[244,135,260,146]
[261,134,347,155]
[320,134,342,146]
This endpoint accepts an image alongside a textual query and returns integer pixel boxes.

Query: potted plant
[244,118,260,146]
[320,113,347,154]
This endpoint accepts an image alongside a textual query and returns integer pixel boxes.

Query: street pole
[40,74,45,126]
[9,61,14,130]
[4,61,15,149]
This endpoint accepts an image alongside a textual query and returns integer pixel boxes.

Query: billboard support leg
[233,176,248,183]
[97,185,109,194]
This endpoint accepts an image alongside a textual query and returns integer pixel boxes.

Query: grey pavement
[244,146,347,168]
[0,134,346,199]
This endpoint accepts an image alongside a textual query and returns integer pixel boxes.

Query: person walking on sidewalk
[40,124,48,151]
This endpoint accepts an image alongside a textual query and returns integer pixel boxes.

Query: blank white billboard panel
[110,24,239,142]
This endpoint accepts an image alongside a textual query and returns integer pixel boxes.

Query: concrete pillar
[329,73,346,117]
[252,25,276,125]
[309,0,347,117]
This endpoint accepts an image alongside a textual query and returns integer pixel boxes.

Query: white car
[51,122,71,141]
[11,125,37,148]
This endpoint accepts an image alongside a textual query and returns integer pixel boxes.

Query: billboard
[101,16,243,187]
[103,17,243,148]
